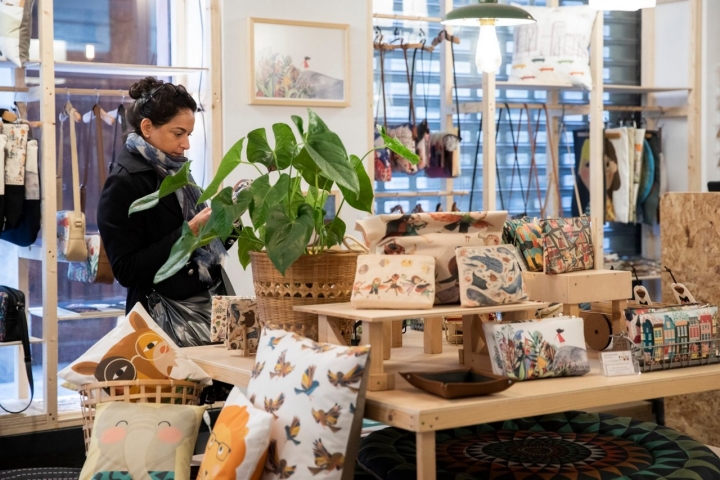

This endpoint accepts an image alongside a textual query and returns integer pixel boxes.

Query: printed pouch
[356,211,507,304]
[351,254,435,309]
[540,216,594,275]
[502,217,543,272]
[456,245,528,307]
[483,316,591,380]
[67,234,113,284]
[225,297,260,355]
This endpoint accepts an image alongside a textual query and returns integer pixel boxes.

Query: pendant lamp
[589,0,656,11]
[442,0,535,74]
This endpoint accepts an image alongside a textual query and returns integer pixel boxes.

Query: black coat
[98,147,221,313]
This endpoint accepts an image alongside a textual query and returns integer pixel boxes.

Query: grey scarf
[126,133,225,282]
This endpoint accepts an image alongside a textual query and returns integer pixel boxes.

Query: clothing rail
[373,42,435,53]
[375,190,469,198]
[373,13,444,23]
[21,87,141,103]
[458,102,688,118]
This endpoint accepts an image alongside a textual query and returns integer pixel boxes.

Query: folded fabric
[457,245,528,307]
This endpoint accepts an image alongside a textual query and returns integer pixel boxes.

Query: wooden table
[293,301,546,391]
[183,332,720,480]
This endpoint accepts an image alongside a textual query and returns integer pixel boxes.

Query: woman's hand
[188,207,212,236]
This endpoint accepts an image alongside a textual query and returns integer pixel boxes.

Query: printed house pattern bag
[483,316,591,381]
[540,216,594,275]
[502,217,544,272]
[356,211,507,305]
[351,254,435,310]
[456,245,528,307]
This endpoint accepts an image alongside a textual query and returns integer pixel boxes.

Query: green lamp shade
[442,1,535,27]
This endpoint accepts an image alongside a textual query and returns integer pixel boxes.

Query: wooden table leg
[366,322,394,391]
[611,299,628,335]
[318,315,349,346]
[416,431,436,480]
[423,316,443,354]
[392,320,403,347]
[383,322,392,360]
[462,314,493,371]
[563,303,581,317]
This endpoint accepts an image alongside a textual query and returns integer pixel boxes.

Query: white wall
[220,0,372,295]
[703,0,720,185]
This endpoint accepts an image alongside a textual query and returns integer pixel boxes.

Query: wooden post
[546,0,560,217]
[38,0,58,424]
[441,0,456,211]
[687,0,702,191]
[482,72,497,211]
[589,11,604,269]
[391,320,403,347]
[423,317,443,354]
[209,0,223,178]
[416,431,437,480]
[383,322,392,360]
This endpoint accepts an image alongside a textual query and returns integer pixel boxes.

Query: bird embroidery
[328,364,365,390]
[270,350,295,379]
[301,343,336,353]
[267,336,284,350]
[251,360,265,379]
[308,439,345,475]
[249,394,256,405]
[294,365,320,397]
[264,393,285,419]
[312,404,342,433]
[284,416,301,446]
[266,439,296,478]
[336,346,370,358]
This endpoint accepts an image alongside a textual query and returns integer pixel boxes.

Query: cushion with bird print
[80,401,205,480]
[356,211,508,305]
[351,254,435,310]
[59,302,212,395]
[482,316,591,381]
[456,245,528,307]
[246,326,371,480]
[198,387,273,480]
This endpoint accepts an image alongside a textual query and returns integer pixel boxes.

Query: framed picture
[248,18,350,107]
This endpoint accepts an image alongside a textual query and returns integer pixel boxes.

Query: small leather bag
[0,286,34,414]
[56,102,87,262]
[68,105,113,283]
[540,216,594,275]
[351,254,436,309]
[456,245,528,307]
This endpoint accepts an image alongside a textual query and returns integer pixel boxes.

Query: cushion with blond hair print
[58,302,212,395]
[198,387,273,480]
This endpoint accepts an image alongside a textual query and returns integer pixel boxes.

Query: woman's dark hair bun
[128,76,164,100]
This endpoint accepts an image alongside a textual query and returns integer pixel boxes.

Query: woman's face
[140,108,195,157]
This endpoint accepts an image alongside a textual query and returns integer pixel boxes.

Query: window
[372,0,642,248]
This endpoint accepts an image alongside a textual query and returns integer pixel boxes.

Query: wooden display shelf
[0,337,43,348]
[24,61,207,77]
[294,301,547,392]
[28,306,124,321]
[458,81,690,94]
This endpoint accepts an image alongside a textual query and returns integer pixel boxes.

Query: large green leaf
[249,173,291,227]
[272,123,297,171]
[307,109,330,136]
[246,128,274,170]
[293,147,334,191]
[305,185,329,211]
[197,137,245,204]
[154,222,197,283]
[209,187,252,238]
[305,139,358,194]
[237,226,264,269]
[287,176,306,218]
[324,215,346,248]
[265,203,315,274]
[129,161,192,215]
[378,124,420,165]
[338,154,373,213]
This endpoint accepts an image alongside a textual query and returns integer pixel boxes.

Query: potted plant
[129,109,418,340]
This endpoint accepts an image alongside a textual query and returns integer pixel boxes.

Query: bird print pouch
[456,246,528,307]
[483,316,590,381]
[356,211,508,305]
[246,326,371,480]
[540,216,594,275]
[351,254,435,310]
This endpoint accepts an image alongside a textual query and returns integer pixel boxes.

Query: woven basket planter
[250,251,358,343]
[78,379,202,453]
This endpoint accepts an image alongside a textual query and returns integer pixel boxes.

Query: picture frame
[248,18,350,107]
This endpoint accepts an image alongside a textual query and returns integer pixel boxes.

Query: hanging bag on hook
[374,42,393,182]
[1,121,29,230]
[56,101,88,262]
[388,41,420,175]
[414,40,431,171]
[68,105,114,284]
[0,135,40,247]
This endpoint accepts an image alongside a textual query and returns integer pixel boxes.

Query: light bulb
[589,0,656,11]
[475,20,502,74]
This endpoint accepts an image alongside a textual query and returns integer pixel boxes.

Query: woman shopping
[98,76,235,348]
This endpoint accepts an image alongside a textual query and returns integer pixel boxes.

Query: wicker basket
[79,379,202,453]
[250,251,358,343]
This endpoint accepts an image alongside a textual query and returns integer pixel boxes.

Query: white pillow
[0,1,24,67]
[509,5,597,90]
[59,302,212,394]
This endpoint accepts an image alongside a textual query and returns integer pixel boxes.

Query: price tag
[600,351,638,377]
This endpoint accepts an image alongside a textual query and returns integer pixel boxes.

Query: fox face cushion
[457,245,528,307]
[59,303,212,394]
[246,327,371,480]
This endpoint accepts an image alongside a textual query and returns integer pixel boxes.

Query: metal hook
[66,88,70,102]
[95,88,100,104]
[631,265,640,284]
[664,266,678,284]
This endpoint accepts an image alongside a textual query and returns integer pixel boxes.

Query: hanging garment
[0,138,39,247]
[624,126,635,223]
[630,128,646,223]
[642,130,662,225]
[606,128,631,223]
[2,123,29,230]
[635,138,655,224]
[572,131,619,222]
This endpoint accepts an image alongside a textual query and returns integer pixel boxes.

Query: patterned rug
[357,411,720,480]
